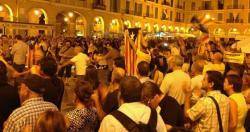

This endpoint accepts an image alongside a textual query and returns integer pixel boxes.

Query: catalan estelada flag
[124,28,141,76]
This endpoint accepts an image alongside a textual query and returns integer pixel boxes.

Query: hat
[18,74,46,94]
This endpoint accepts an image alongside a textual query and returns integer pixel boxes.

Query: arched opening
[168,26,174,32]
[124,20,131,29]
[144,23,151,33]
[153,24,159,33]
[135,22,141,28]
[56,11,87,36]
[179,27,185,33]
[228,28,240,36]
[28,8,48,24]
[214,28,225,36]
[161,25,167,32]
[0,4,14,21]
[109,19,120,33]
[244,28,250,35]
[174,27,180,33]
[93,16,104,38]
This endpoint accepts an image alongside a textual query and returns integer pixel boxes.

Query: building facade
[0,0,249,38]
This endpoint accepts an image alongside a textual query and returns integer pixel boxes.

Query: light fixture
[112,20,116,25]
[205,14,211,20]
[233,28,237,32]
[0,5,3,12]
[64,17,69,22]
[68,12,74,18]
[34,10,40,16]
[95,17,99,22]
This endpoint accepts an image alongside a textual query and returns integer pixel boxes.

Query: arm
[91,90,106,121]
[184,79,192,117]
[229,99,238,132]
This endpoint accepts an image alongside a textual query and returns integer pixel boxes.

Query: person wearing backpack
[99,76,166,132]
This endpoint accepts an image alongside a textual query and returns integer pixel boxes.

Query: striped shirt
[3,97,58,132]
[187,90,230,132]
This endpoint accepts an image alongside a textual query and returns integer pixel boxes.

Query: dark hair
[39,57,58,77]
[84,65,99,89]
[120,76,142,103]
[74,80,94,107]
[0,61,7,85]
[137,61,150,76]
[114,57,125,69]
[225,75,242,92]
[15,35,22,40]
[206,71,224,91]
[36,110,67,132]
[141,81,162,104]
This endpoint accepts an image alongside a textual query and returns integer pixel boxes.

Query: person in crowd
[4,74,58,132]
[113,57,125,70]
[102,41,121,71]
[150,55,167,86]
[59,46,89,80]
[141,81,184,130]
[35,110,67,132]
[187,71,230,132]
[190,59,206,105]
[0,61,20,131]
[39,57,65,109]
[160,55,191,112]
[11,35,28,72]
[203,51,225,75]
[224,75,248,132]
[137,61,154,83]
[58,39,76,83]
[66,80,98,132]
[99,76,166,132]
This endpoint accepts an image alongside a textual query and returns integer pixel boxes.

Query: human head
[137,61,150,77]
[224,75,242,94]
[74,46,83,54]
[39,57,58,77]
[64,39,71,47]
[111,67,125,84]
[0,61,7,85]
[202,71,224,92]
[35,110,67,132]
[84,65,99,90]
[162,48,171,59]
[141,81,163,108]
[74,80,94,107]
[18,74,46,103]
[120,76,142,103]
[212,52,223,63]
[169,55,184,69]
[114,57,125,69]
[15,35,22,41]
[191,60,205,75]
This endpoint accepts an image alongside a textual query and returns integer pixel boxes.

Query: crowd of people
[0,32,250,132]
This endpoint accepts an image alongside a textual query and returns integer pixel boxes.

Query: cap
[18,74,46,94]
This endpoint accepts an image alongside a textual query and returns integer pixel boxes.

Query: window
[146,5,150,17]
[203,1,212,10]
[218,13,223,21]
[155,7,158,19]
[110,0,118,12]
[126,1,130,14]
[170,11,173,21]
[248,12,250,23]
[138,4,142,16]
[134,3,138,15]
[170,0,174,7]
[233,0,238,8]
[162,9,167,20]
[191,2,196,10]
[183,2,185,9]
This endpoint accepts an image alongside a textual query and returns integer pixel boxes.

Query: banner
[223,52,245,64]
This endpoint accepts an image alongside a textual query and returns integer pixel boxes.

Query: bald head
[112,67,125,83]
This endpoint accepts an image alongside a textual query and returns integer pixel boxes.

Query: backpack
[111,108,157,132]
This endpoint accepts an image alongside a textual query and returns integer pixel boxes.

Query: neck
[226,89,235,96]
[213,60,221,64]
[76,102,86,109]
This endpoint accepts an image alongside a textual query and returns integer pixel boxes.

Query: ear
[210,82,214,88]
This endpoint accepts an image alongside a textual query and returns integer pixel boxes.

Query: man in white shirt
[59,46,89,79]
[203,51,225,75]
[137,61,154,83]
[11,35,28,72]
[160,55,191,111]
[99,76,166,132]
[190,60,206,105]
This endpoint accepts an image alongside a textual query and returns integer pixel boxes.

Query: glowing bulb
[112,20,116,25]
[68,12,74,17]
[34,10,40,16]
[0,5,3,12]
[95,17,99,22]
[205,14,211,19]
[64,17,69,22]
[233,28,237,32]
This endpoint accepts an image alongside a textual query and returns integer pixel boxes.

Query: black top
[159,95,184,127]
[0,83,20,131]
[43,77,64,109]
[103,89,119,114]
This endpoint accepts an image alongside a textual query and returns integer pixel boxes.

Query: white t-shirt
[70,53,89,75]
[160,70,191,105]
[191,75,204,104]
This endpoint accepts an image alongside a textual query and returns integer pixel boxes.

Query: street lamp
[64,17,69,22]
[68,12,74,18]
[205,14,211,20]
[34,10,40,16]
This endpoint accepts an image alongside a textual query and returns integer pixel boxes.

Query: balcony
[199,6,213,10]
[227,5,244,9]
[92,3,106,10]
[226,19,244,23]
[175,18,183,22]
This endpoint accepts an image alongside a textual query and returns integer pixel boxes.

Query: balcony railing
[227,5,244,9]
[226,19,244,23]
[92,3,106,10]
[199,6,213,10]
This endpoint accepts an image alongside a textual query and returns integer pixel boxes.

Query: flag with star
[124,28,141,76]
